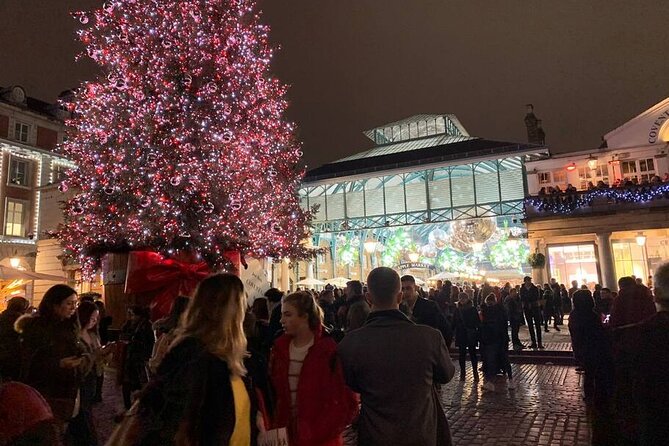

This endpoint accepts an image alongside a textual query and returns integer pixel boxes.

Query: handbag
[256,386,289,446]
[105,400,141,446]
[257,427,289,446]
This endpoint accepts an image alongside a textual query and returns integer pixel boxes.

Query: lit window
[538,172,551,184]
[14,122,29,143]
[5,200,26,237]
[8,158,30,186]
[552,170,567,184]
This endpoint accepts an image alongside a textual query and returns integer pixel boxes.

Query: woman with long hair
[135,273,257,445]
[14,284,85,431]
[270,291,358,446]
[69,301,113,445]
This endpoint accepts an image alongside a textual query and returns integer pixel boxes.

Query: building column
[596,232,617,291]
[280,259,290,292]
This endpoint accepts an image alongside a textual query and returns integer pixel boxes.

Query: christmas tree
[59,0,312,275]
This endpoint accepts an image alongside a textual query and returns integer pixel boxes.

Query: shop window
[5,199,27,237]
[548,244,599,287]
[612,241,647,280]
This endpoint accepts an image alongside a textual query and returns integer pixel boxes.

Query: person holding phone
[14,284,88,435]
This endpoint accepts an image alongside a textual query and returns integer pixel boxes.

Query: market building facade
[295,114,548,288]
[524,97,669,291]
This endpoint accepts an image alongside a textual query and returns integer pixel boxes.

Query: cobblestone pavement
[441,364,591,445]
[95,364,590,445]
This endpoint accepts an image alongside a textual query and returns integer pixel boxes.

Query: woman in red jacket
[270,291,358,446]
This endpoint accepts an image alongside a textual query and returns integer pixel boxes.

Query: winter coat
[270,329,358,446]
[628,311,669,445]
[454,305,480,348]
[504,295,524,324]
[520,284,540,310]
[14,315,85,421]
[338,310,455,446]
[0,309,25,380]
[136,336,259,446]
[120,319,155,390]
[480,304,509,346]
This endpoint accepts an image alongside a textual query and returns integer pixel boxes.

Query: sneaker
[538,344,545,349]
[555,326,561,331]
[529,343,538,349]
[483,381,495,391]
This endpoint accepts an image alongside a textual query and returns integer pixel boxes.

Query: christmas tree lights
[59,0,312,275]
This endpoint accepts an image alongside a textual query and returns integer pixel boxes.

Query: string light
[58,0,313,276]
[526,184,669,214]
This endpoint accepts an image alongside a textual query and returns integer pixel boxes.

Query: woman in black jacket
[480,294,513,391]
[14,285,87,431]
[120,306,155,409]
[453,292,480,382]
[135,273,258,446]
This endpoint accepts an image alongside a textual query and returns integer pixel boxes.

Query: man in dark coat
[338,267,455,446]
[400,275,452,345]
[520,276,544,349]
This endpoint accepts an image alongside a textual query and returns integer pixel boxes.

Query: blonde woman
[134,273,257,446]
[270,291,358,446]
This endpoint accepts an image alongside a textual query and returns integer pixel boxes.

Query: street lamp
[587,156,598,171]
[636,232,647,246]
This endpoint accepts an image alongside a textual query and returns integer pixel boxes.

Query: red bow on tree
[124,251,218,320]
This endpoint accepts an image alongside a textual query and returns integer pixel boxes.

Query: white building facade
[524,97,669,290]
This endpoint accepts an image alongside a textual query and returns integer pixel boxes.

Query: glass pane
[346,181,365,218]
[474,162,499,204]
[384,175,405,214]
[405,172,427,212]
[326,184,345,220]
[548,244,599,288]
[364,178,385,216]
[428,168,451,209]
[450,165,474,207]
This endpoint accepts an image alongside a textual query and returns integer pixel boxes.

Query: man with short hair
[340,280,370,331]
[338,267,455,446]
[520,276,544,349]
[400,275,452,345]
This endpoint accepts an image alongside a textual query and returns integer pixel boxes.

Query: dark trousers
[458,344,478,377]
[510,320,522,347]
[524,307,543,346]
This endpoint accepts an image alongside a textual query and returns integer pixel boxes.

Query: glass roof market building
[297,114,548,286]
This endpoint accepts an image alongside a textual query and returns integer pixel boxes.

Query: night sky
[1,0,668,169]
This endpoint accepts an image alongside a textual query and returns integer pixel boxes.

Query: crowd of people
[0,263,666,445]
[537,172,669,198]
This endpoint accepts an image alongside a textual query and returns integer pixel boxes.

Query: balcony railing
[524,183,669,218]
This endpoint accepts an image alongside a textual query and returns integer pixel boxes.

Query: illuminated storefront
[297,114,547,287]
